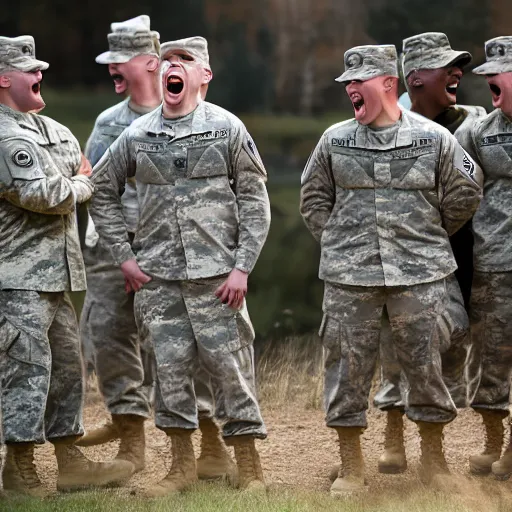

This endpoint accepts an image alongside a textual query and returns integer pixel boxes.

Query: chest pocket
[187,141,229,179]
[479,139,512,179]
[135,152,169,185]
[330,152,374,189]
[389,151,436,190]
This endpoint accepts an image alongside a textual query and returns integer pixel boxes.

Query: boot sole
[57,465,134,492]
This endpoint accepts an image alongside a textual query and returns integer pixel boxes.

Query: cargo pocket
[0,317,20,355]
[319,314,341,364]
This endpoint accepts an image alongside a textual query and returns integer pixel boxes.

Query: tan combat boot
[112,415,146,472]
[417,421,450,487]
[142,429,197,498]
[330,427,365,496]
[75,422,118,447]
[469,410,504,475]
[4,443,49,498]
[196,418,236,481]
[230,435,265,491]
[492,422,512,480]
[53,438,134,492]
[378,409,407,474]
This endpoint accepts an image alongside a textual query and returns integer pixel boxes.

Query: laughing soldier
[76,14,161,473]
[0,35,134,496]
[372,33,487,475]
[90,37,270,496]
[300,45,482,495]
[456,36,512,480]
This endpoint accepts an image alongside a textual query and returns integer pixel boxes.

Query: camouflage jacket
[0,104,93,292]
[300,109,483,287]
[90,101,270,280]
[85,98,155,233]
[456,109,512,272]
[435,105,487,139]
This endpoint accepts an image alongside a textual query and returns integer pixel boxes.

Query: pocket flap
[0,317,20,353]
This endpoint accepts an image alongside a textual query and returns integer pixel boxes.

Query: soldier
[300,44,482,495]
[79,19,236,481]
[0,35,134,497]
[89,36,270,497]
[456,36,512,480]
[76,14,160,473]
[372,33,487,475]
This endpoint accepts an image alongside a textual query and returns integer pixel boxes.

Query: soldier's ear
[146,56,160,73]
[383,76,398,92]
[408,70,423,88]
[202,68,213,86]
[0,75,11,88]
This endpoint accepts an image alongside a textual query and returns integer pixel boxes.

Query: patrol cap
[336,45,399,84]
[96,15,160,65]
[402,32,472,78]
[160,37,210,69]
[473,36,512,75]
[0,36,49,74]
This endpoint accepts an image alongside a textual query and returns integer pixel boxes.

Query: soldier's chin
[27,94,45,113]
[114,81,128,95]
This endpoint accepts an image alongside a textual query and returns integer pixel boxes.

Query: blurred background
[1,0,508,343]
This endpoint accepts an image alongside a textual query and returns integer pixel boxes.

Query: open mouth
[167,75,184,94]
[31,81,41,93]
[489,83,501,97]
[111,73,124,85]
[350,93,365,112]
[446,82,458,96]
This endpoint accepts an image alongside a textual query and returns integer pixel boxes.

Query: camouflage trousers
[374,274,472,410]
[134,277,266,438]
[321,279,457,428]
[81,242,153,418]
[0,290,84,443]
[470,271,512,414]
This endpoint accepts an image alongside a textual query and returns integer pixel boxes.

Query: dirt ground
[32,390,512,503]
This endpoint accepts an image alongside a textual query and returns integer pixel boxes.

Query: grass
[1,482,495,512]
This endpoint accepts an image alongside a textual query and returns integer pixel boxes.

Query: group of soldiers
[0,12,511,500]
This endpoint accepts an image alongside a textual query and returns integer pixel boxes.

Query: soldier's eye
[180,54,194,62]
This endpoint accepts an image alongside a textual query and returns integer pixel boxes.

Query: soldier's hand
[215,269,248,310]
[120,258,152,293]
[77,154,93,178]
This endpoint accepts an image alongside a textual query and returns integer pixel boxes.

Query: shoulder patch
[453,144,477,183]
[0,139,44,181]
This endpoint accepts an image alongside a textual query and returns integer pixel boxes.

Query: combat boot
[53,438,134,492]
[230,435,265,491]
[330,427,365,496]
[196,418,236,481]
[378,409,407,474]
[469,410,504,475]
[142,429,197,497]
[492,423,512,480]
[4,443,49,498]
[417,421,450,486]
[75,422,118,447]
[112,414,146,472]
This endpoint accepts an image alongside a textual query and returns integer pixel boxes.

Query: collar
[354,110,412,149]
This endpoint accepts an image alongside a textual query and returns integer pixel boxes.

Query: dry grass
[256,336,324,410]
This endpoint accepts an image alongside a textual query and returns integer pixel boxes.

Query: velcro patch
[134,141,166,153]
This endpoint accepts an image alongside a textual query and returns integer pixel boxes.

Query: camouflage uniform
[301,47,482,428]
[90,101,270,438]
[81,98,154,419]
[456,37,512,413]
[0,100,93,443]
[79,16,161,420]
[374,34,487,411]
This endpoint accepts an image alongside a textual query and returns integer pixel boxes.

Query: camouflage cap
[96,15,160,65]
[0,36,49,74]
[160,37,211,70]
[473,36,512,75]
[335,45,399,84]
[402,32,472,78]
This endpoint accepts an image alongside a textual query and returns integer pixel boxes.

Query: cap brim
[335,69,390,85]
[95,51,134,65]
[12,58,49,72]
[473,60,512,75]
[443,50,472,69]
